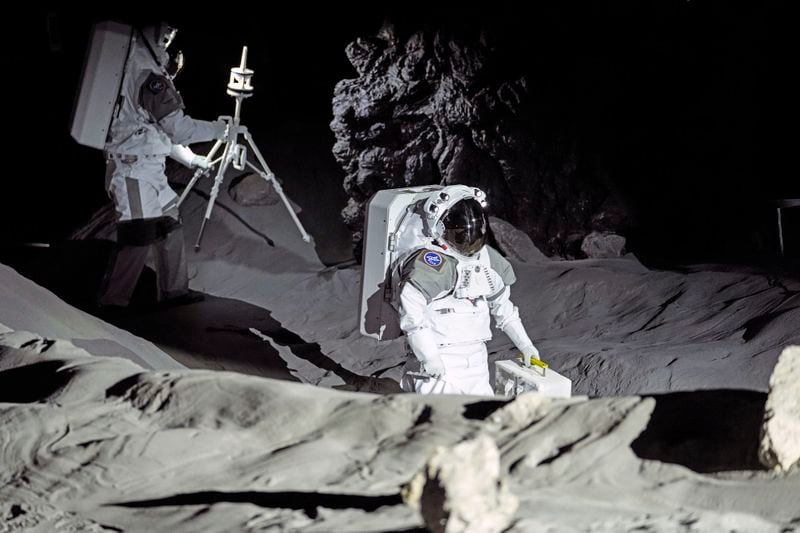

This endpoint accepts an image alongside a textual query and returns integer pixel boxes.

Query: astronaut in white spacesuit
[97,21,227,308]
[399,185,541,395]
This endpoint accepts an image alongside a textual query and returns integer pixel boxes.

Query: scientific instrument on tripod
[177,46,312,250]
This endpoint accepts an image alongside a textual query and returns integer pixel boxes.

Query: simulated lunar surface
[2,180,800,531]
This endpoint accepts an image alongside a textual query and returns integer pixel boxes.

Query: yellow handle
[519,354,548,369]
[529,358,549,369]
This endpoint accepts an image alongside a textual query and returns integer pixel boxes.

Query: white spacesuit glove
[191,155,211,169]
[502,319,540,367]
[519,343,541,367]
[407,327,446,378]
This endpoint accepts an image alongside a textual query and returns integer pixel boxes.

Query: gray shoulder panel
[401,249,456,303]
[487,246,517,286]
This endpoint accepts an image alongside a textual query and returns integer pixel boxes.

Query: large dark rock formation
[331,22,629,259]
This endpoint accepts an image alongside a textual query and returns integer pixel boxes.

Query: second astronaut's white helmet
[139,21,183,78]
[423,185,488,256]
[140,21,177,50]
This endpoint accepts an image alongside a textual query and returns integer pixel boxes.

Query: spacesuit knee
[116,216,182,246]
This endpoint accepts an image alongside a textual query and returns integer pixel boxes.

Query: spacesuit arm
[137,73,226,145]
[169,144,211,169]
[169,144,197,166]
[489,285,540,364]
[159,110,226,145]
[399,283,445,377]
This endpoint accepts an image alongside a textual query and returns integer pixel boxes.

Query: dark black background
[0,2,793,265]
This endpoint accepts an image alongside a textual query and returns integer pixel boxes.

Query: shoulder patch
[147,75,168,94]
[422,251,444,270]
[140,72,183,121]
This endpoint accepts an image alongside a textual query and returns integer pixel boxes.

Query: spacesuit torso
[104,30,223,222]
[400,246,515,345]
[398,244,520,395]
[106,40,179,159]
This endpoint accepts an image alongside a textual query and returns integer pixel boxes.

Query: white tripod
[177,46,312,250]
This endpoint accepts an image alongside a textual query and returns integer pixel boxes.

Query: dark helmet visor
[441,198,487,256]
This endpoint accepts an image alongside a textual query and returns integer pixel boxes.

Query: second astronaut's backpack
[71,21,135,149]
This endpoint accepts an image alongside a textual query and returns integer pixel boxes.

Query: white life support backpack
[71,21,135,150]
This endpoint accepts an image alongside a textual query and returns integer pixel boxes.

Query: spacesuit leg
[402,344,493,395]
[437,343,493,396]
[463,343,494,396]
[97,243,149,307]
[153,221,189,301]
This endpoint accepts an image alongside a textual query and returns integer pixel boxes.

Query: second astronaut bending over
[400,185,540,395]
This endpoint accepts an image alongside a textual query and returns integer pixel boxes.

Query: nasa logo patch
[423,251,443,268]
[148,77,166,93]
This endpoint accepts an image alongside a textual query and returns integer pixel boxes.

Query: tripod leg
[178,168,206,208]
[195,143,233,251]
[177,139,224,208]
[243,131,313,243]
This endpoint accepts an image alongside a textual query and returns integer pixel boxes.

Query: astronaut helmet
[441,197,488,256]
[140,21,178,50]
[139,21,182,77]
[424,185,488,257]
